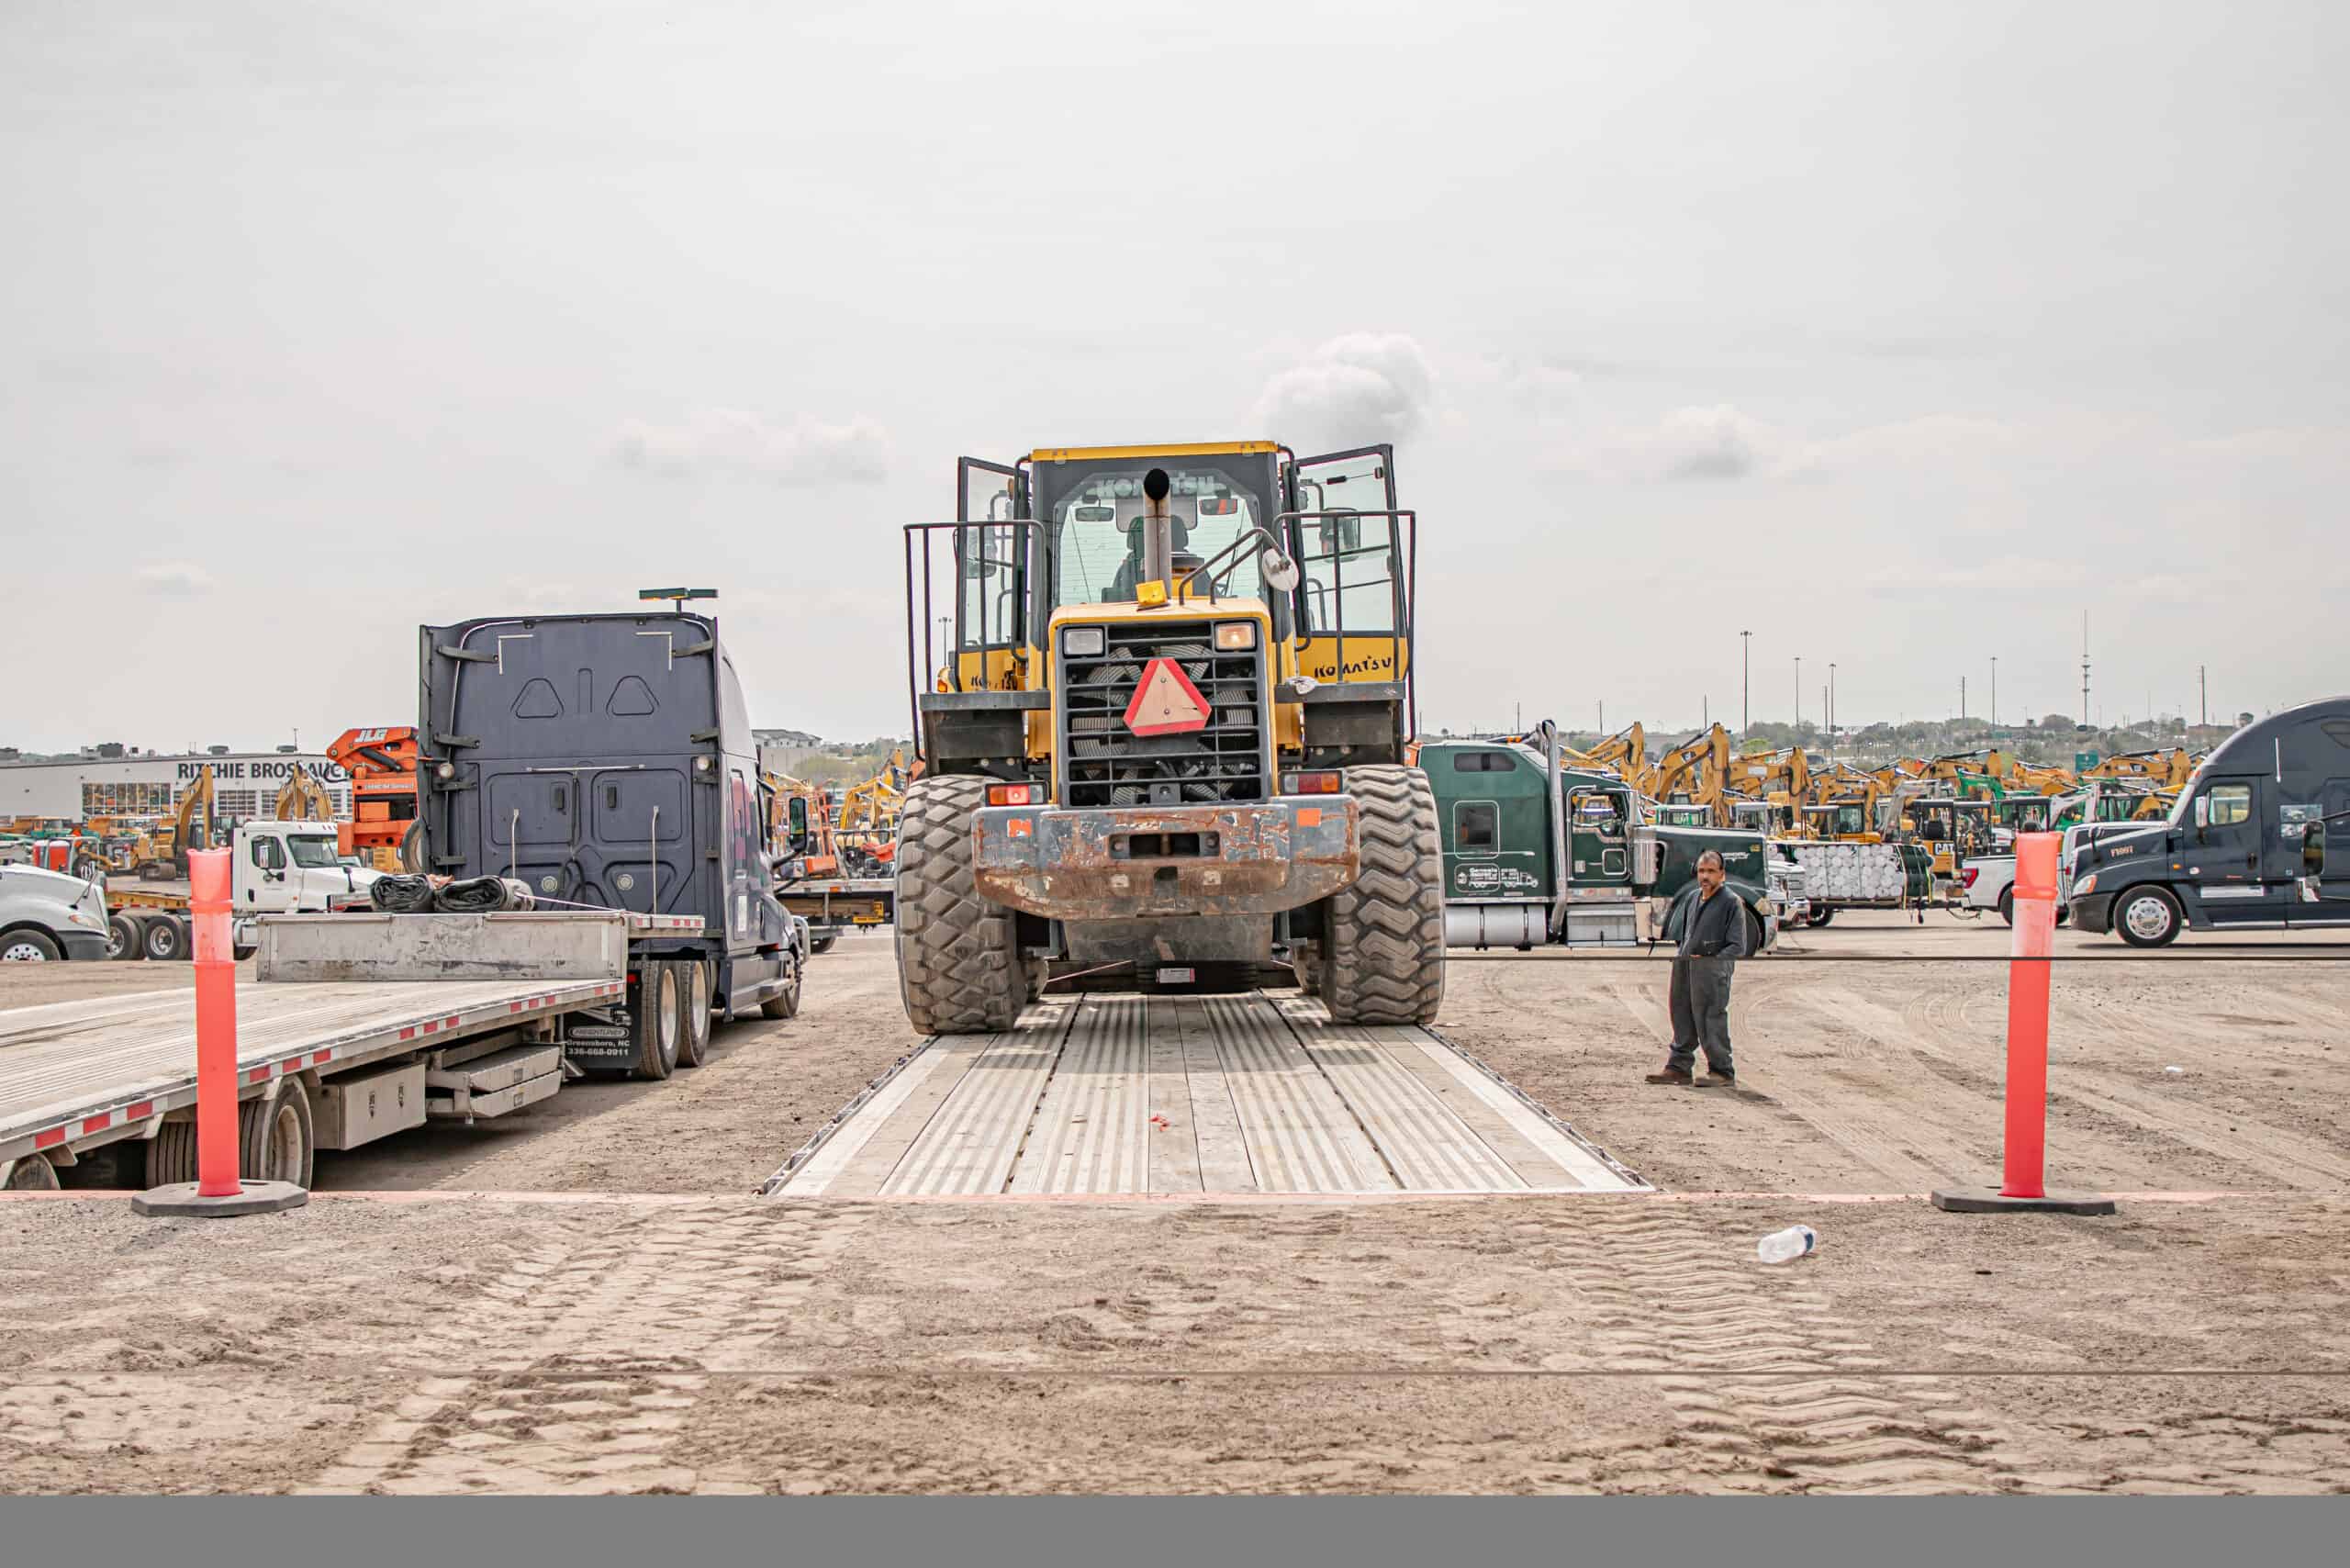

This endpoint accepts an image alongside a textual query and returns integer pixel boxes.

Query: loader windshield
[1035,458,1272,610]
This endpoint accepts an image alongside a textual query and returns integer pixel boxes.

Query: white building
[0,751,351,826]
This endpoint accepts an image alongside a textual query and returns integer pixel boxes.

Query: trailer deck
[0,976,621,1169]
[768,992,1645,1198]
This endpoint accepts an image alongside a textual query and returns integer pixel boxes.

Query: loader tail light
[1283,771,1343,795]
[988,784,1039,807]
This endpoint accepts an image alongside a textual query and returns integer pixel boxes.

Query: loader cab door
[1287,445,1408,688]
[953,457,1028,692]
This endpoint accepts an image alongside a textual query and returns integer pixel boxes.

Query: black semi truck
[416,612,807,1075]
[2070,697,2350,946]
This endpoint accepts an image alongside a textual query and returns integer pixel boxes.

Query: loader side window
[1455,801,1498,855]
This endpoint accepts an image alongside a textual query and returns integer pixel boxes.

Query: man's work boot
[1643,1065,1694,1085]
[1695,1071,1736,1089]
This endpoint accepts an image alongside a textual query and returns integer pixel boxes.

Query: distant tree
[2041,713,2072,731]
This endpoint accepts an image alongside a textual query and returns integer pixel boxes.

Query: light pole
[1794,656,1801,733]
[1740,630,1751,738]
[1990,656,1998,730]
[1828,662,1837,745]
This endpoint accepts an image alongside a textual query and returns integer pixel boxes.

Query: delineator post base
[131,1182,309,1218]
[1930,1186,2116,1216]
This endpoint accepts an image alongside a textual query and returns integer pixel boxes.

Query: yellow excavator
[1639,723,1733,825]
[273,769,336,823]
[132,766,217,879]
[2086,748,2198,790]
[1576,722,1647,779]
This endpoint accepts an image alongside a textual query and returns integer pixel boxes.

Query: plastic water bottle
[1756,1225,1818,1264]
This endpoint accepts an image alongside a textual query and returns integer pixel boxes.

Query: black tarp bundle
[368,875,537,913]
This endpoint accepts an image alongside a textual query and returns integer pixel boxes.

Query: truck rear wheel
[1317,766,1446,1026]
[4,1154,61,1191]
[142,916,187,962]
[398,820,426,873]
[632,962,680,1080]
[809,931,838,956]
[676,959,714,1066]
[896,776,1022,1036]
[241,1080,314,1189]
[107,913,146,960]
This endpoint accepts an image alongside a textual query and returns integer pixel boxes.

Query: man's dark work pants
[1666,957,1735,1076]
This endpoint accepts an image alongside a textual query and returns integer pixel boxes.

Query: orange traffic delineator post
[1932,832,2115,1216]
[131,849,307,1219]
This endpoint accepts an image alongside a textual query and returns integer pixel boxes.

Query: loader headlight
[1214,621,1258,652]
[1062,626,1105,658]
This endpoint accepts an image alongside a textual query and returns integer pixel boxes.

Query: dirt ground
[4,915,2348,1494]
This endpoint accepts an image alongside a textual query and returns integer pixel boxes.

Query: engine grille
[1060,620,1269,809]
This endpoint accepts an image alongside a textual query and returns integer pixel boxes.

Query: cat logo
[1123,657,1212,736]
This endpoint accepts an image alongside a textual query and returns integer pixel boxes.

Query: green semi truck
[1421,734,1787,952]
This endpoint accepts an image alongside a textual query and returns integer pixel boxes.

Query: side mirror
[2192,795,2209,828]
[2306,821,2327,879]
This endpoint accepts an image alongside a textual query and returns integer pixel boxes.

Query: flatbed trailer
[0,909,707,1193]
[775,876,893,952]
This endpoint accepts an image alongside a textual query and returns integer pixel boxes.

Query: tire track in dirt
[1528,1202,2015,1493]
[1612,975,1949,1191]
[298,1204,866,1495]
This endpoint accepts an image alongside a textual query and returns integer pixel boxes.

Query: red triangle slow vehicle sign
[1123,657,1212,736]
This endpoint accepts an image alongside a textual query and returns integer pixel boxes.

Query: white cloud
[2184,426,2348,464]
[614,409,890,485]
[1250,332,1437,450]
[1571,407,2014,482]
[135,560,215,596]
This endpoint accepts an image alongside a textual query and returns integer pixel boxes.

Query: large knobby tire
[241,1079,314,1189]
[895,775,1023,1036]
[676,958,714,1067]
[107,913,146,960]
[2114,885,2183,948]
[632,961,680,1080]
[1317,766,1446,1026]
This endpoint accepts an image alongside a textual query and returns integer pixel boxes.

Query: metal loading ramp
[771,994,1646,1198]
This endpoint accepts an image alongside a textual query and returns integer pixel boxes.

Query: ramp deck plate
[774,993,1645,1198]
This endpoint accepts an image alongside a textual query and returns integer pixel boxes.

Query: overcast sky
[4,1,2343,753]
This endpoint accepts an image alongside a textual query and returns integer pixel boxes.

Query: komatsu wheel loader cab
[896,441,1444,1035]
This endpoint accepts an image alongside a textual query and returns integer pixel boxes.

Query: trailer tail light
[1283,771,1343,795]
[988,784,1039,807]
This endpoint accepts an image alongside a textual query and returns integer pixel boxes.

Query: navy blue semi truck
[416,612,807,1077]
[2070,697,2350,946]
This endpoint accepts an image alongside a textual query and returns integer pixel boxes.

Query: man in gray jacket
[1645,850,1747,1087]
